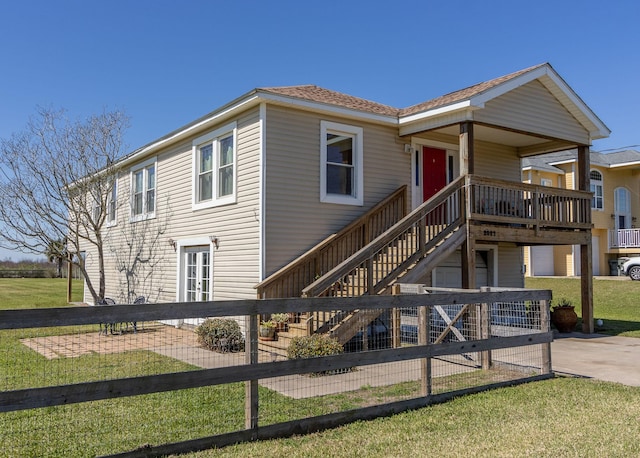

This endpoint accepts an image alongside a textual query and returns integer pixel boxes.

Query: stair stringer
[395,223,467,285]
[326,223,468,346]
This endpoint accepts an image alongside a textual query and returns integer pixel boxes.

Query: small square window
[320,121,363,206]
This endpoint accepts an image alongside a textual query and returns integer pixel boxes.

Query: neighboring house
[522,149,640,277]
[79,62,609,335]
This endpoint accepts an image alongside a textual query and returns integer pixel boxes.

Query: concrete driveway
[551,332,640,386]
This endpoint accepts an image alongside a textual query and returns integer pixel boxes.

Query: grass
[186,377,640,458]
[2,278,640,456]
[525,277,640,337]
[0,277,84,309]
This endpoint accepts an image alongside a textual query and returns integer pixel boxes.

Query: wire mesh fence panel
[0,311,250,457]
[1,290,552,456]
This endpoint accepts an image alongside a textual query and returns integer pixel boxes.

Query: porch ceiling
[411,123,578,156]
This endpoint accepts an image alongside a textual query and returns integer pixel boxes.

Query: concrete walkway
[21,322,640,388]
[551,332,640,386]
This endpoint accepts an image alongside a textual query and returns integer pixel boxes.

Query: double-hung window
[320,121,363,206]
[131,158,156,220]
[193,121,237,209]
[590,170,603,210]
[106,177,117,226]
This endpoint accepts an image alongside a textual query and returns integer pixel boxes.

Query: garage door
[530,246,554,276]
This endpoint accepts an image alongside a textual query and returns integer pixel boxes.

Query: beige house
[523,150,640,277]
[81,62,609,334]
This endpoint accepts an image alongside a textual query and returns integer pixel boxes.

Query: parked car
[621,257,640,280]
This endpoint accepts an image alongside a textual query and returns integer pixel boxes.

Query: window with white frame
[192,122,237,209]
[106,177,117,225]
[590,170,603,210]
[320,121,363,205]
[614,187,631,229]
[131,158,156,220]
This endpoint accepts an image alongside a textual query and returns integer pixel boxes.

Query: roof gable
[120,63,609,167]
[400,64,545,117]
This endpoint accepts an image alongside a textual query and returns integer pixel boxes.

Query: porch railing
[468,176,592,230]
[609,228,640,249]
[255,186,407,299]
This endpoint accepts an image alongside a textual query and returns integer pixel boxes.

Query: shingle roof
[524,149,640,169]
[258,85,400,117]
[521,156,565,173]
[259,64,548,119]
[400,64,547,117]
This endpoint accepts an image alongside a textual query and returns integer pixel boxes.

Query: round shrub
[287,334,347,375]
[196,318,245,353]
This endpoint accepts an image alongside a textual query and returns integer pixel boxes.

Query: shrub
[196,318,245,353]
[287,334,348,375]
[271,313,289,324]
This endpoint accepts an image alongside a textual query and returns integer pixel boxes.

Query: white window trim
[614,187,631,229]
[320,120,363,206]
[409,138,459,211]
[106,175,118,227]
[590,169,603,211]
[130,156,157,222]
[192,121,238,210]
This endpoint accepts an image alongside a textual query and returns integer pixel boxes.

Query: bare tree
[109,197,171,304]
[44,238,67,278]
[0,107,129,303]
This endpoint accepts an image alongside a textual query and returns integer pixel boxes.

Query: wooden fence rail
[0,289,552,457]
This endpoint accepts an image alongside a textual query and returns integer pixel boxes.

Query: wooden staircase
[256,177,468,357]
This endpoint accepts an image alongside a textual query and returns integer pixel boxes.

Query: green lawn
[2,278,640,457]
[525,277,640,337]
[189,377,640,458]
[0,277,84,309]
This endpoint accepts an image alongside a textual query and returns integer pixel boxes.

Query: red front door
[422,146,446,202]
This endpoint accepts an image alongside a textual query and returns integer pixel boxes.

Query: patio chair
[97,297,117,335]
[129,295,146,333]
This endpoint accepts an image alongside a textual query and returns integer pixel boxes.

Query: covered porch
[399,65,610,333]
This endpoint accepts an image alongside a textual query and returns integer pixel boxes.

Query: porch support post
[577,145,594,333]
[459,121,475,175]
[461,237,476,289]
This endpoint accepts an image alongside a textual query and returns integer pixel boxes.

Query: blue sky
[0,0,638,260]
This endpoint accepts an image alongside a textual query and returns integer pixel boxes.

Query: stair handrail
[255,185,407,298]
[302,175,467,298]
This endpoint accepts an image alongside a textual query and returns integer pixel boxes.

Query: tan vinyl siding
[474,141,521,182]
[476,80,590,145]
[263,105,409,276]
[83,107,262,303]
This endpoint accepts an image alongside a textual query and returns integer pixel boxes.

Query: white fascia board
[118,95,261,168]
[547,159,577,166]
[609,161,640,169]
[539,67,611,140]
[472,66,549,106]
[522,165,565,174]
[470,64,610,140]
[398,100,476,125]
[256,92,398,125]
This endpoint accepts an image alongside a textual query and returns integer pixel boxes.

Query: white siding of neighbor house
[83,107,262,304]
[475,80,590,145]
[262,105,410,276]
